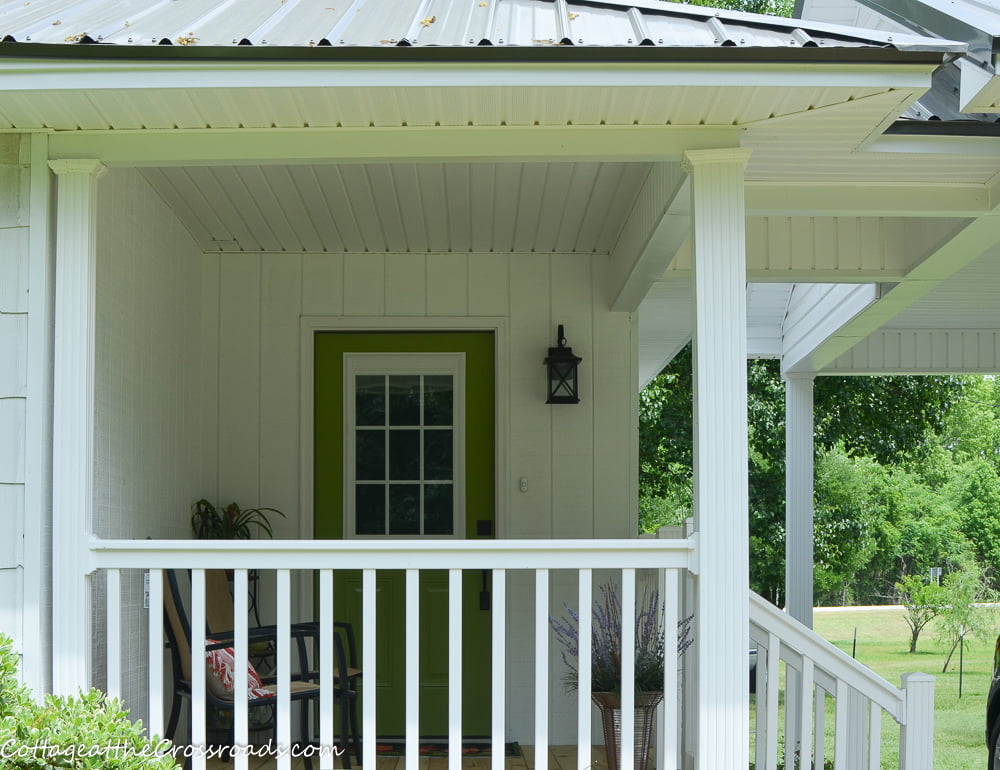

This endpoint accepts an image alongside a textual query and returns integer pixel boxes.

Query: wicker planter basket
[592,692,664,770]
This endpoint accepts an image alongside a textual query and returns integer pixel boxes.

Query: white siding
[208,248,637,742]
[0,135,28,669]
[92,167,206,723]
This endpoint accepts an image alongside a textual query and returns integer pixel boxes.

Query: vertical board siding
[260,254,303,542]
[302,253,344,316]
[508,253,553,540]
[218,253,262,501]
[93,167,206,722]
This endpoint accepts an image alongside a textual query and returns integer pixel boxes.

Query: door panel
[314,331,495,736]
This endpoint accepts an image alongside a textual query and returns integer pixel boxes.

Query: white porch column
[784,373,815,627]
[49,159,106,695]
[683,148,751,770]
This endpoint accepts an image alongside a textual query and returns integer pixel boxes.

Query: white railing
[749,592,934,770]
[89,537,696,770]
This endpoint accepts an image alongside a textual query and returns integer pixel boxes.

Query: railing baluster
[799,658,815,770]
[620,569,636,770]
[319,569,334,770]
[535,569,549,770]
[661,568,679,770]
[233,569,249,770]
[753,634,767,770]
[191,569,207,770]
[834,679,849,770]
[868,700,881,770]
[406,569,420,770]
[363,569,377,770]
[449,569,463,770]
[106,568,121,701]
[577,568,592,770]
[492,568,506,770]
[276,569,291,770]
[147,569,164,739]
[814,685,826,770]
[764,632,780,770]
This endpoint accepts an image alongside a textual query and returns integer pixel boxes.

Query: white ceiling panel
[142,160,648,254]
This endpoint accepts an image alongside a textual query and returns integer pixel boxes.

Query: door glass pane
[356,430,385,481]
[389,430,420,480]
[389,375,421,426]
[356,486,385,535]
[348,356,463,538]
[423,430,452,481]
[389,485,420,535]
[424,485,453,535]
[356,375,386,426]
[423,375,453,425]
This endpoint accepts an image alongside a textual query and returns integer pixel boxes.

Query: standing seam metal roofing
[0,0,963,51]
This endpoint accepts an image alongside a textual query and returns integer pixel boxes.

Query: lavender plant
[551,583,686,694]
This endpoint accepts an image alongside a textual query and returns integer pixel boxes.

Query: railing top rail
[88,537,697,571]
[749,591,906,721]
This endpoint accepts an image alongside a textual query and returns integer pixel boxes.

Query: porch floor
[204,745,610,770]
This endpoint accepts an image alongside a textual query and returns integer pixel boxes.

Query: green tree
[895,574,946,653]
[638,343,970,604]
[935,563,997,673]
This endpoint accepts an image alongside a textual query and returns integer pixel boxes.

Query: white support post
[785,373,815,626]
[48,158,106,696]
[784,373,814,770]
[683,147,752,770]
[900,673,934,770]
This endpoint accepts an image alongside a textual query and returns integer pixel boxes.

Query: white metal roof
[0,0,961,50]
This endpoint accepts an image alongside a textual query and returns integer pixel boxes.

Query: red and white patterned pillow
[205,639,276,701]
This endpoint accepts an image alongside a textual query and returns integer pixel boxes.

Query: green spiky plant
[190,499,284,540]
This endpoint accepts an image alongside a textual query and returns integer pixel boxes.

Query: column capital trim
[782,372,816,383]
[48,159,107,179]
[682,148,752,173]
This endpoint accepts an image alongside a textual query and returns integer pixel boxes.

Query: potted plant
[190,499,285,540]
[551,583,688,770]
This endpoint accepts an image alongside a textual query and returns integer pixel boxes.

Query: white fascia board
[870,132,1000,156]
[0,57,938,93]
[782,284,878,374]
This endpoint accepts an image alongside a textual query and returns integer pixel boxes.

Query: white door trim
[298,315,509,549]
[343,351,466,540]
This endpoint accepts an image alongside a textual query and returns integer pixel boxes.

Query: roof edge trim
[0,42,956,66]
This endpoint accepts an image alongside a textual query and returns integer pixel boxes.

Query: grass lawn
[811,606,994,770]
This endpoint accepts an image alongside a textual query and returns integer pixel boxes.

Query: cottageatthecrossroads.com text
[1,739,345,761]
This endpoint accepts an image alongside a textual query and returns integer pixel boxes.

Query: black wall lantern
[544,324,582,404]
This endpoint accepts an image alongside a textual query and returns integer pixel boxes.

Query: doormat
[374,740,521,758]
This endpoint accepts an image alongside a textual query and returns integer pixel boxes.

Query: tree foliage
[638,343,993,606]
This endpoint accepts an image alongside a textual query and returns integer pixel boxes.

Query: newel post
[49,159,106,695]
[900,672,934,770]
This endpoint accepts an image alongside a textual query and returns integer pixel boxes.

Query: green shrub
[0,633,178,769]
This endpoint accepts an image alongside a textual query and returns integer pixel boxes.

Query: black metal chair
[162,569,360,768]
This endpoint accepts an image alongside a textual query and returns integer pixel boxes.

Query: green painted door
[314,331,495,736]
